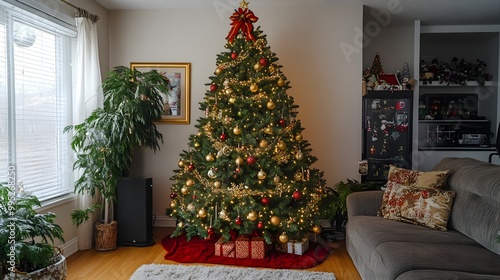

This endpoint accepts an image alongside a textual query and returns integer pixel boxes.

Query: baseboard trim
[154,215,176,227]
[60,237,78,258]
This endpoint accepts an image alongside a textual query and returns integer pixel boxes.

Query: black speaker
[115,177,154,246]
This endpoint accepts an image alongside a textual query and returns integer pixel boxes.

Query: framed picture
[130,62,191,124]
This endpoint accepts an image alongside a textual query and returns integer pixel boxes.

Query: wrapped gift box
[235,235,269,259]
[215,237,236,258]
[287,237,309,255]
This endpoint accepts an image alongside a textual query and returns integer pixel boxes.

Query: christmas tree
[170,0,325,245]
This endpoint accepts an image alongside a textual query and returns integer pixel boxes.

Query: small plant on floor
[320,179,379,230]
[0,182,65,278]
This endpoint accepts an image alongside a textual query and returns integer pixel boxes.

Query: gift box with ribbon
[215,236,236,258]
[235,235,269,259]
[287,236,310,255]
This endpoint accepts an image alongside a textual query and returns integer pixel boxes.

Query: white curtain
[74,17,103,250]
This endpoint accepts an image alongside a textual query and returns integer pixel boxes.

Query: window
[0,3,75,201]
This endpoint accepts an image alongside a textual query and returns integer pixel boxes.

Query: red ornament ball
[188,163,195,171]
[231,52,238,60]
[259,57,268,66]
[278,118,287,126]
[292,190,303,201]
[192,195,197,199]
[207,227,215,235]
[257,221,264,229]
[235,216,242,225]
[235,167,241,174]
[261,197,270,206]
[246,156,256,165]
[170,193,177,199]
[210,84,217,92]
[220,133,227,142]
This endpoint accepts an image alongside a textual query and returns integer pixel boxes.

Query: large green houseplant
[64,66,169,250]
[0,182,66,279]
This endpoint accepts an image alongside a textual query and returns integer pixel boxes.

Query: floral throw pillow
[383,183,456,231]
[387,165,450,190]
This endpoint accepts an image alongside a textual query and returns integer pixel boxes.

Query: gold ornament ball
[215,67,222,75]
[270,215,281,226]
[247,211,258,222]
[178,160,184,168]
[295,134,303,141]
[206,154,215,162]
[229,97,236,104]
[225,88,233,95]
[250,83,258,93]
[194,142,200,148]
[277,141,286,150]
[198,209,207,218]
[269,65,276,73]
[294,172,303,181]
[279,232,289,243]
[273,176,281,184]
[235,156,244,166]
[312,225,322,234]
[295,151,304,160]
[186,178,194,187]
[213,181,221,188]
[181,187,188,195]
[254,62,262,71]
[178,221,184,228]
[259,139,269,148]
[264,127,273,134]
[277,78,285,86]
[257,169,267,180]
[170,201,176,209]
[233,126,242,135]
[266,100,275,110]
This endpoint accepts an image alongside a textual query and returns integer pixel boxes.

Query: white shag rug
[130,264,336,280]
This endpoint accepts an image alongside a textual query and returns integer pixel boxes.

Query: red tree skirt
[161,234,332,269]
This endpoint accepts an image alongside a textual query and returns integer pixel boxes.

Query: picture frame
[130,62,191,124]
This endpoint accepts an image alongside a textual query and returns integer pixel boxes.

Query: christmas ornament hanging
[269,64,276,73]
[170,201,177,209]
[253,62,262,71]
[206,154,215,162]
[259,139,269,148]
[312,225,322,234]
[170,193,177,199]
[231,52,238,60]
[178,221,184,228]
[186,178,194,187]
[198,208,207,218]
[257,169,267,180]
[277,141,286,150]
[295,134,303,141]
[188,163,195,171]
[207,227,215,235]
[270,215,280,226]
[246,155,256,165]
[187,203,195,212]
[219,210,229,220]
[220,133,228,141]
[233,126,242,135]
[259,57,268,66]
[235,156,244,166]
[278,118,287,126]
[250,83,258,92]
[235,216,242,225]
[266,100,275,110]
[208,168,217,179]
[215,67,222,75]
[247,211,258,221]
[178,160,184,168]
[229,97,236,104]
[261,197,270,206]
[273,176,281,183]
[210,84,217,92]
[295,151,304,160]
[257,221,264,229]
[292,190,303,201]
[214,181,221,188]
[181,187,188,195]
[279,232,289,243]
[277,78,285,86]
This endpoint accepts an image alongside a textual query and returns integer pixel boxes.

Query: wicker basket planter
[95,221,118,251]
[5,253,66,280]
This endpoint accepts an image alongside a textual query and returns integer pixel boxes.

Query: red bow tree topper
[226,8,259,43]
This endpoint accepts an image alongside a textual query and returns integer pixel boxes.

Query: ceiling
[94,0,500,26]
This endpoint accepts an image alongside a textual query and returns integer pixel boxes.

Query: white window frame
[0,1,76,203]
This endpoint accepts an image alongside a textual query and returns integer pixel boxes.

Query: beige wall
[108,4,364,223]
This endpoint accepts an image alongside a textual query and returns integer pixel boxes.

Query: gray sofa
[346,157,500,280]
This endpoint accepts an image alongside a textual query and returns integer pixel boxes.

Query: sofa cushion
[432,157,500,255]
[347,215,500,279]
[382,184,456,230]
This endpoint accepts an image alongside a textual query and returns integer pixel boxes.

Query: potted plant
[0,182,66,279]
[319,179,379,240]
[64,66,169,251]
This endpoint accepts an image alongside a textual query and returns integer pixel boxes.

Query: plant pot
[95,220,118,251]
[5,253,66,280]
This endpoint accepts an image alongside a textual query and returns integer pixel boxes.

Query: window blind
[0,4,74,201]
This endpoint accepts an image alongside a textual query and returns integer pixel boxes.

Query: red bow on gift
[226,8,259,43]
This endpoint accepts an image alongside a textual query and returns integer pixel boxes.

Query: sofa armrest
[346,190,384,220]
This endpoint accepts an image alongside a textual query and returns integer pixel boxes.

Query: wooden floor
[66,227,361,280]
